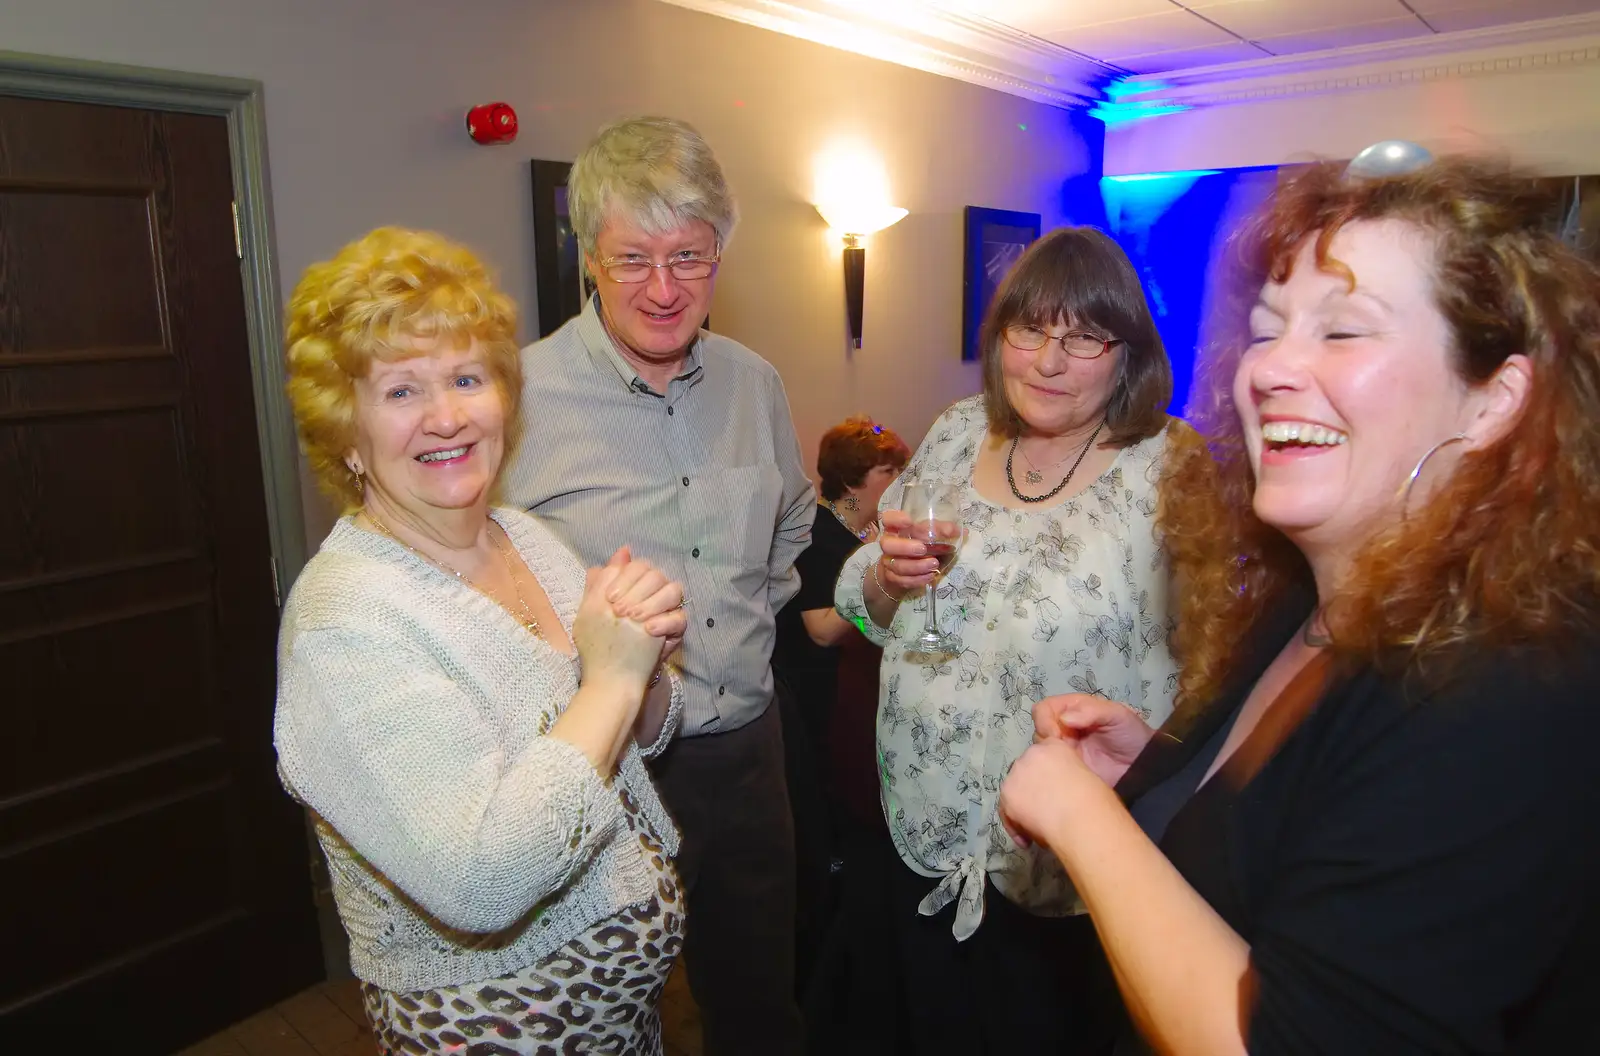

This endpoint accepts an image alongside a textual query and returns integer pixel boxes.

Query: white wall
[0,0,1100,547]
[1106,41,1600,177]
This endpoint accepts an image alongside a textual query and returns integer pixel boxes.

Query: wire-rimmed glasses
[1004,324,1120,360]
[596,248,721,284]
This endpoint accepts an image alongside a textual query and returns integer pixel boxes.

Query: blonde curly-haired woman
[274,227,689,1054]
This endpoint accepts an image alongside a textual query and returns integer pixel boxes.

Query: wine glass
[899,482,965,653]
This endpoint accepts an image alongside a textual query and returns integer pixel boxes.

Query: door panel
[0,94,322,1053]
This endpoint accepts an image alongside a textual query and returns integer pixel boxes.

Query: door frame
[0,49,307,587]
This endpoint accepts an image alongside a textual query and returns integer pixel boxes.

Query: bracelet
[649,668,664,689]
[870,560,901,603]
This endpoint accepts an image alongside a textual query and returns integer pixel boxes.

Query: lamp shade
[814,202,908,236]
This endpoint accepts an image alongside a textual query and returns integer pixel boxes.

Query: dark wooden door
[0,95,322,1052]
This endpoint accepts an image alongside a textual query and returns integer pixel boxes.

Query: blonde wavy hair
[1159,157,1600,716]
[284,227,521,512]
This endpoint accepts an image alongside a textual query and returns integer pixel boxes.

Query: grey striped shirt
[501,296,816,737]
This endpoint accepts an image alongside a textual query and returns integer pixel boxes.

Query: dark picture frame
[962,206,1041,362]
[530,159,584,338]
[1536,174,1600,266]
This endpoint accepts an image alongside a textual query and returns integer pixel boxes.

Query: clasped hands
[572,547,685,688]
[997,693,1158,851]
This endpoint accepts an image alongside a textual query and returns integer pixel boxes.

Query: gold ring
[887,556,896,571]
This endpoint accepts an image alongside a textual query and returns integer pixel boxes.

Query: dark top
[831,630,888,831]
[1120,598,1600,1055]
[774,510,865,750]
[773,509,887,829]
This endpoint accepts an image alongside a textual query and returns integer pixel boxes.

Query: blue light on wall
[1089,78,1191,127]
[1089,101,1191,126]
[1101,167,1278,415]
[1103,170,1223,183]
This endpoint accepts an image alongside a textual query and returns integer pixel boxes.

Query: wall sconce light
[814,203,907,348]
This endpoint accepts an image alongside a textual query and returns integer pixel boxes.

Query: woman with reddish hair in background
[772,416,909,1046]
[1000,157,1600,1054]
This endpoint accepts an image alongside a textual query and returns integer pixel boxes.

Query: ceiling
[660,0,1600,107]
[938,0,1600,75]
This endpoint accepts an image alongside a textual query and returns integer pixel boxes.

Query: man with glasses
[503,115,813,1054]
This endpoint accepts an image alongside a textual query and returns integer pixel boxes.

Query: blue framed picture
[962,206,1041,362]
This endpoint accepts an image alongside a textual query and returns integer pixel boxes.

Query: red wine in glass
[923,540,959,576]
[899,484,964,652]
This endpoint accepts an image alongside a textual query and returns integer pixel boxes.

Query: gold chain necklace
[364,511,542,638]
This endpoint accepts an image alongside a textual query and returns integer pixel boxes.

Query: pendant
[1025,469,1043,484]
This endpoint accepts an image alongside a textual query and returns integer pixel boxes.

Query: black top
[773,509,863,738]
[1120,601,1600,1055]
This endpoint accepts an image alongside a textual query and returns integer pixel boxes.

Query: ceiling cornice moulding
[662,3,1600,114]
[1113,12,1600,108]
[655,0,1111,107]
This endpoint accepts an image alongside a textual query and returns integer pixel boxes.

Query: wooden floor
[178,966,703,1056]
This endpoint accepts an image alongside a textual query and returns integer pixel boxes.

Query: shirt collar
[577,293,703,393]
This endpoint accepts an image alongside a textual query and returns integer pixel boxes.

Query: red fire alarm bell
[466,102,518,145]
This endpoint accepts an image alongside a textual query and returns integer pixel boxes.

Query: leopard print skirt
[362,795,684,1055]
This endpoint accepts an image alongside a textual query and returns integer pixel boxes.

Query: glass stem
[924,583,939,638]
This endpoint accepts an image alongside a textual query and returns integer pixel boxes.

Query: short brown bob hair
[980,226,1172,445]
[817,416,911,500]
[284,227,521,512]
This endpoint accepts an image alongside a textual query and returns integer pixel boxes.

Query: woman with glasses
[834,227,1187,1054]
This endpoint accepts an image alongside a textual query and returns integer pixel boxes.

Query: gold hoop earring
[1400,433,1469,517]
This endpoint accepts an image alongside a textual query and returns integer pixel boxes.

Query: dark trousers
[888,857,1127,1056]
[775,674,837,997]
[801,813,908,1055]
[649,702,804,1055]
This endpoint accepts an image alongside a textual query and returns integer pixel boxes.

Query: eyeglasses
[1004,325,1120,360]
[596,247,721,284]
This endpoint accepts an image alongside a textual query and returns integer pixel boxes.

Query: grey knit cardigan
[273,508,682,992]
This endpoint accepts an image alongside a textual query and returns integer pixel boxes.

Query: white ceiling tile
[1042,9,1237,59]
[1189,0,1419,39]
[1405,0,1600,16]
[1111,40,1270,73]
[1255,17,1435,54]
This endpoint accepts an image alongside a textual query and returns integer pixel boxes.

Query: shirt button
[667,406,675,416]
[692,547,700,558]
[682,476,690,487]
[706,617,715,628]
[718,685,726,696]
[986,620,997,630]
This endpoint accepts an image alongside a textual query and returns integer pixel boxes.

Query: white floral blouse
[835,395,1179,940]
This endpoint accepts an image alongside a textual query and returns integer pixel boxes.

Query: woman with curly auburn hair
[274,227,691,1053]
[999,157,1600,1054]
